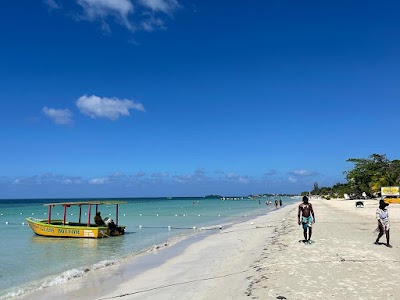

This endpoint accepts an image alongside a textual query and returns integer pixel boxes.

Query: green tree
[370,159,400,194]
[331,182,351,198]
[311,182,319,195]
[344,154,390,197]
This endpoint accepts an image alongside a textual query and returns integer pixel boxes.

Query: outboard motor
[103,217,124,236]
[103,217,112,226]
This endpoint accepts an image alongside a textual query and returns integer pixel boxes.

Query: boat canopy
[43,201,126,206]
[42,201,126,226]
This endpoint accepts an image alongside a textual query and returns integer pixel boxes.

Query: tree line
[301,154,400,199]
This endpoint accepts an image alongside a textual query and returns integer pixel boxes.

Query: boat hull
[26,218,125,238]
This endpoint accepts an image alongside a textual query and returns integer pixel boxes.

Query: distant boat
[26,201,126,238]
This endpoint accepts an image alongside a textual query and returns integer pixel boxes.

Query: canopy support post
[87,204,91,227]
[63,205,67,225]
[48,206,51,224]
[116,204,119,226]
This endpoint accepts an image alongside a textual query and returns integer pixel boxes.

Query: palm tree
[370,172,400,194]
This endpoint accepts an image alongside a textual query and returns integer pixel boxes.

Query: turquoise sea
[0,196,299,299]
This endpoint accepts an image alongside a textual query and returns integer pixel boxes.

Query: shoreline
[14,203,295,300]
[3,197,292,300]
[17,197,400,299]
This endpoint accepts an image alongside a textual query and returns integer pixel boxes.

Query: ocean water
[0,196,299,299]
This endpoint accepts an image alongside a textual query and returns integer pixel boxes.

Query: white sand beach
[18,198,400,300]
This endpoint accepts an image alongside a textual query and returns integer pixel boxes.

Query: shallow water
[0,196,299,299]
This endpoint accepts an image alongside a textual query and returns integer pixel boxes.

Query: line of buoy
[2,221,30,226]
[0,212,232,218]
[136,225,203,230]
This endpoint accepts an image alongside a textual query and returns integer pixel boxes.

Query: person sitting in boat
[94,212,105,226]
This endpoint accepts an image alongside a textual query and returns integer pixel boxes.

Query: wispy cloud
[1,168,337,198]
[43,0,181,34]
[138,0,179,14]
[42,107,74,125]
[89,177,109,185]
[288,170,318,177]
[287,169,318,183]
[13,173,82,185]
[76,94,145,120]
[224,173,251,184]
[76,0,134,31]
[173,169,208,184]
[43,0,62,10]
[140,14,165,32]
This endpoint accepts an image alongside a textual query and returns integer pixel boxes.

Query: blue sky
[1,0,399,198]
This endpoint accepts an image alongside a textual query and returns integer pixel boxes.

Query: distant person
[259,199,261,204]
[279,199,283,206]
[275,200,279,208]
[298,196,315,244]
[375,199,392,248]
[94,212,105,226]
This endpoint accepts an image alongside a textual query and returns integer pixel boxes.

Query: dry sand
[18,198,400,300]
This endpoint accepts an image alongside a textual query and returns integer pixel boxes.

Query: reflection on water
[30,234,126,258]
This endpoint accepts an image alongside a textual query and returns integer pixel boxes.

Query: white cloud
[77,0,134,30]
[289,170,317,177]
[13,173,82,185]
[42,107,73,125]
[89,177,108,184]
[76,94,145,120]
[138,0,179,14]
[43,0,181,34]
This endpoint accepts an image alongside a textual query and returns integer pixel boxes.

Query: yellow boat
[383,197,400,204]
[26,201,126,238]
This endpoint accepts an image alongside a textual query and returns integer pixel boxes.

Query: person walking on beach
[298,196,315,244]
[375,199,392,248]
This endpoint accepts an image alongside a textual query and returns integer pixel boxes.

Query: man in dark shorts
[298,196,315,244]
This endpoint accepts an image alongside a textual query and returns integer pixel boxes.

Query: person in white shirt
[375,199,392,248]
